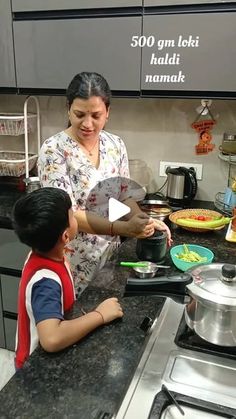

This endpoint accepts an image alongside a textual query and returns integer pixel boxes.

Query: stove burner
[148,390,236,418]
[175,314,236,360]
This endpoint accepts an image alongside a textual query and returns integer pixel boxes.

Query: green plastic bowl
[170,244,214,272]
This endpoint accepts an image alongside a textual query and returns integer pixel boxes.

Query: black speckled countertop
[0,286,164,419]
[0,190,235,418]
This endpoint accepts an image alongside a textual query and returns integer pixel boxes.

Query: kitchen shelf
[0,96,41,179]
[0,151,37,177]
[217,152,236,211]
[214,192,234,216]
[0,113,37,136]
[218,152,236,164]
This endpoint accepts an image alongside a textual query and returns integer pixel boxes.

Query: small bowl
[133,261,159,278]
[170,244,214,272]
[140,200,172,221]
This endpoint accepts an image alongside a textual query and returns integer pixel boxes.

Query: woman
[38,72,171,294]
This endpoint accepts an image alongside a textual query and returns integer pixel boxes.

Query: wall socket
[159,161,203,180]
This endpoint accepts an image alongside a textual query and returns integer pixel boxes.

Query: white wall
[0,94,236,201]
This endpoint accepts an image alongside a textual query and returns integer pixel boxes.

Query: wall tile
[0,95,236,201]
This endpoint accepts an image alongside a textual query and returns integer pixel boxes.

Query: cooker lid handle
[221,264,236,283]
[124,272,192,302]
[126,272,191,286]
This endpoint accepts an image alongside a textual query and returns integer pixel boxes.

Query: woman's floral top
[38,130,130,294]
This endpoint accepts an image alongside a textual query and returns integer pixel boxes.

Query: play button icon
[85,176,146,230]
[108,197,131,222]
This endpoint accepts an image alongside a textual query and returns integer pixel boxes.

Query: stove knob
[140,316,153,332]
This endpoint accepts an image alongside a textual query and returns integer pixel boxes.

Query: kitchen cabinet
[0,228,29,271]
[0,292,5,349]
[4,318,17,352]
[0,0,16,87]
[1,274,19,351]
[0,228,29,350]
[13,17,141,91]
[144,0,234,6]
[141,12,236,92]
[1,274,20,313]
[12,0,142,11]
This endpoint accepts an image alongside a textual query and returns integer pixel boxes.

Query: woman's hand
[152,218,173,246]
[124,213,155,238]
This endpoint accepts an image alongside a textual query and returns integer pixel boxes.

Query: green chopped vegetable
[175,244,207,263]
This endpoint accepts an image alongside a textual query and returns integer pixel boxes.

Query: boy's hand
[95,297,123,324]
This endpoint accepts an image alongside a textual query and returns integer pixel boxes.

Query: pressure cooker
[125,263,236,347]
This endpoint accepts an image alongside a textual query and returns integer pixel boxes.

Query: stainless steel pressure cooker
[125,263,236,347]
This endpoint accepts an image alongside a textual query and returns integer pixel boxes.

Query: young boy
[12,187,123,369]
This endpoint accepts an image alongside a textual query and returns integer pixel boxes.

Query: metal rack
[0,95,41,186]
[216,153,236,215]
[23,96,41,180]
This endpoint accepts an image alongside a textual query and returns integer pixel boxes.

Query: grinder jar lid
[141,230,167,241]
[187,263,236,307]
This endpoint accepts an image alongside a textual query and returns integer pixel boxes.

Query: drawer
[0,228,30,271]
[4,317,17,352]
[0,296,5,349]
[1,274,20,313]
[12,0,142,11]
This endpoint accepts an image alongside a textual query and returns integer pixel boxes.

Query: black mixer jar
[136,231,167,263]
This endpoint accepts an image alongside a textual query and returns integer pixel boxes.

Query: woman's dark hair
[66,72,111,110]
[12,187,72,253]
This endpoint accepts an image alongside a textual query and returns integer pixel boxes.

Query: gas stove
[114,299,236,419]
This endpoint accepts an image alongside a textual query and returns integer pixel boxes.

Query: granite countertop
[94,224,236,294]
[0,285,164,419]
[0,191,235,418]
[0,229,235,418]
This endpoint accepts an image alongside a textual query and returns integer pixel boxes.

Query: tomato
[182,215,216,222]
[197,215,206,221]
[205,216,215,221]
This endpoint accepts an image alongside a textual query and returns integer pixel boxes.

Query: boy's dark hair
[12,187,72,253]
[66,72,111,110]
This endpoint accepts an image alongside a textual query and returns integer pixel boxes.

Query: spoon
[120,261,170,269]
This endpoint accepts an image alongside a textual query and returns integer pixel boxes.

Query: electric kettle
[166,166,197,206]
